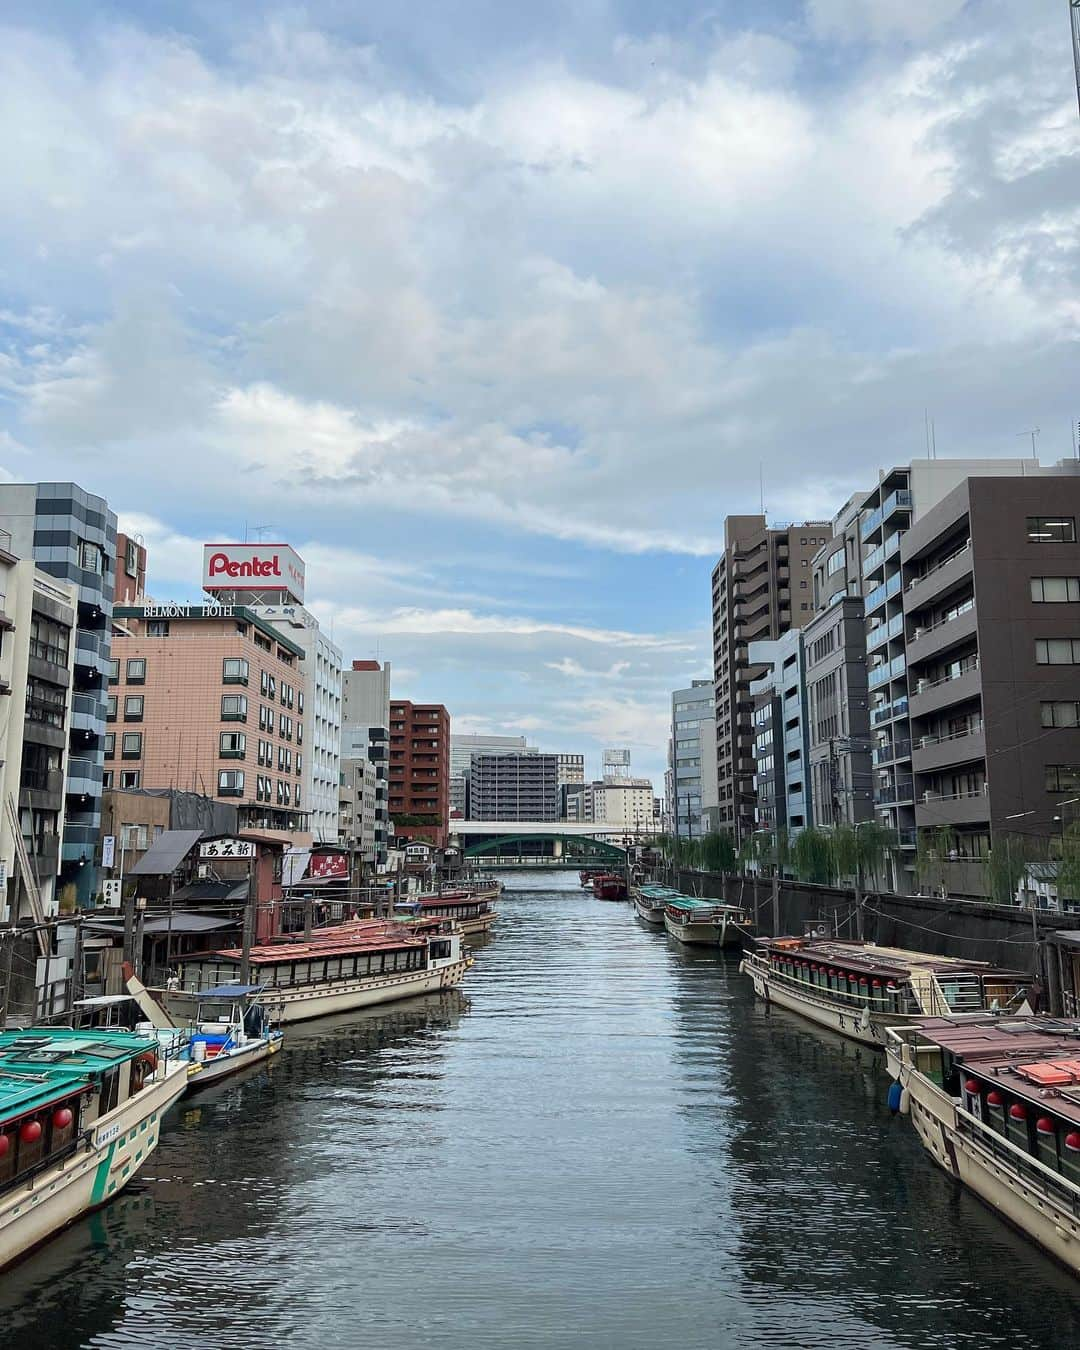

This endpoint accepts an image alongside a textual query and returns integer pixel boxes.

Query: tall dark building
[469,753,560,821]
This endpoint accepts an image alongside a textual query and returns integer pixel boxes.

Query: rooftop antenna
[759,464,765,517]
[1073,418,1080,461]
[1018,428,1040,460]
[924,409,931,459]
[1072,0,1080,118]
[250,525,273,543]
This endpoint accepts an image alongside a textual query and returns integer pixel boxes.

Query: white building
[585,777,657,837]
[342,660,392,866]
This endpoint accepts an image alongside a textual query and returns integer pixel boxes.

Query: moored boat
[741,937,1029,1047]
[182,985,284,1089]
[631,885,679,925]
[592,873,628,902]
[885,1016,1080,1275]
[396,885,499,936]
[165,918,471,1025]
[664,896,751,947]
[580,869,602,889]
[0,1026,188,1270]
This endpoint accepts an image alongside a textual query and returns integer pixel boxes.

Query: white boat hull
[257,957,472,1025]
[0,1063,187,1271]
[665,913,745,947]
[633,900,666,926]
[890,1046,1080,1276]
[743,954,913,1047]
[186,1033,283,1090]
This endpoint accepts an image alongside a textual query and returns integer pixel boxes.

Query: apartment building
[110,603,309,836]
[901,474,1080,894]
[670,680,717,838]
[469,753,559,822]
[749,632,812,837]
[338,751,378,870]
[586,777,657,836]
[389,700,450,847]
[342,660,392,866]
[711,515,830,841]
[0,482,117,906]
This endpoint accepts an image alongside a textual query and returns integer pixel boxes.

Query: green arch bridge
[460,833,628,870]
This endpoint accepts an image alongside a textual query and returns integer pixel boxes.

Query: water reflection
[1,877,1079,1349]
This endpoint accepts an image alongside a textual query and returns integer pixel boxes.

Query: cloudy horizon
[1,0,1077,787]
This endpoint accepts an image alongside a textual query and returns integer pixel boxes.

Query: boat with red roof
[167,918,471,1025]
[592,873,628,901]
[886,1015,1080,1276]
[741,937,1029,1047]
[395,882,500,937]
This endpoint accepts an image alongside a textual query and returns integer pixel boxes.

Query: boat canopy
[0,1028,156,1120]
[193,984,266,1000]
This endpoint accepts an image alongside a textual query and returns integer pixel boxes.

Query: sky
[0,1,1077,790]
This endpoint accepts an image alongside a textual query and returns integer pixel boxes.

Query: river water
[3,872,1080,1349]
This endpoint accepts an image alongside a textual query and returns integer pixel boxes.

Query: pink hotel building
[109,603,310,839]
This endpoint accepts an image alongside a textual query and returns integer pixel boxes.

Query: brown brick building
[389,700,450,847]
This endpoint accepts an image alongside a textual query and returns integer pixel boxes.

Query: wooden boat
[885,1016,1080,1275]
[631,885,679,925]
[741,938,1029,1047]
[0,1026,188,1270]
[664,896,751,947]
[396,884,499,936]
[165,918,471,1025]
[592,873,628,902]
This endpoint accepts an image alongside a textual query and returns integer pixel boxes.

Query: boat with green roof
[0,1025,188,1269]
[631,885,681,926]
[663,895,753,947]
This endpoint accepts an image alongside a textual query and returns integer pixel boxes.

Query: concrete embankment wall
[670,868,1080,1008]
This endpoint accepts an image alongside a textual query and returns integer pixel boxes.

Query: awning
[128,829,204,876]
[84,913,237,936]
[193,984,265,999]
[1051,930,1080,947]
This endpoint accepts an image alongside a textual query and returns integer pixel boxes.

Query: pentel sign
[202,543,305,603]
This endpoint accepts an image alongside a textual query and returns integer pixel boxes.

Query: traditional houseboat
[397,884,500,937]
[631,885,680,926]
[592,873,628,902]
[664,896,752,947]
[886,1016,1080,1276]
[741,937,1029,1047]
[0,1026,188,1270]
[168,919,471,1024]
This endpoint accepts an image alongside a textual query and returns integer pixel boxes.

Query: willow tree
[792,828,832,884]
[985,833,1044,907]
[701,831,736,875]
[1058,823,1080,910]
[915,826,956,896]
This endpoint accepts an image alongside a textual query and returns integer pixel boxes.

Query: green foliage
[700,831,736,873]
[829,825,859,882]
[985,833,1044,906]
[1058,823,1080,907]
[791,828,832,884]
[915,826,956,894]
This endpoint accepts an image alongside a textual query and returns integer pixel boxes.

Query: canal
[3,872,1080,1348]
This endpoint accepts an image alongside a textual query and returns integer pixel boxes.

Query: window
[1031,577,1080,603]
[126,658,146,684]
[295,752,302,776]
[1036,639,1080,665]
[146,619,170,638]
[104,733,115,758]
[223,657,249,685]
[1042,702,1080,728]
[79,541,103,573]
[1027,516,1076,543]
[102,770,113,789]
[261,670,269,696]
[298,690,304,714]
[220,731,247,758]
[826,548,845,576]
[268,675,276,699]
[1046,766,1080,794]
[120,770,141,789]
[121,732,142,758]
[108,659,119,684]
[221,694,248,721]
[106,695,117,721]
[119,823,150,850]
[218,769,245,797]
[124,695,144,721]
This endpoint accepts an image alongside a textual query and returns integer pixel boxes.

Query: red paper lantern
[1009,1103,1027,1121]
[886,981,898,991]
[19,1119,41,1144]
[52,1108,73,1130]
[1066,1132,1080,1152]
[1037,1117,1055,1135]
[987,1090,1004,1106]
[964,1079,980,1095]
[872,979,882,988]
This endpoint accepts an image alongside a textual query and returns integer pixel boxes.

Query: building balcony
[873,739,912,766]
[69,691,106,734]
[875,777,914,805]
[862,530,902,580]
[24,835,60,873]
[866,612,904,653]
[904,540,972,609]
[908,662,980,720]
[905,605,977,668]
[911,725,985,775]
[865,571,901,616]
[871,696,909,727]
[915,788,990,828]
[66,756,103,798]
[868,653,906,689]
[861,488,913,543]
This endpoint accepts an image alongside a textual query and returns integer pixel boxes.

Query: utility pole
[240,865,254,985]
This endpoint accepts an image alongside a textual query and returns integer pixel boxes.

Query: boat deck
[758,938,1027,981]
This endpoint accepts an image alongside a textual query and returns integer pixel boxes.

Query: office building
[901,474,1080,895]
[450,733,538,817]
[204,543,342,845]
[389,700,450,846]
[710,515,831,842]
[585,776,657,836]
[670,680,717,838]
[0,482,117,905]
[470,753,560,822]
[749,632,812,837]
[338,748,379,870]
[110,602,309,835]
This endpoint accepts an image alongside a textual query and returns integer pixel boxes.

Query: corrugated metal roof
[128,829,203,876]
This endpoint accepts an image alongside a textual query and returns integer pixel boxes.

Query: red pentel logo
[208,552,282,579]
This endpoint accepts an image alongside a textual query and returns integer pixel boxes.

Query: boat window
[293,962,310,984]
[1004,1100,1032,1154]
[309,961,326,983]
[324,959,340,980]
[1035,1116,1061,1175]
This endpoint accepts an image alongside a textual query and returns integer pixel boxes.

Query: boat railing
[954,1105,1080,1221]
[0,1131,92,1201]
[757,953,907,1011]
